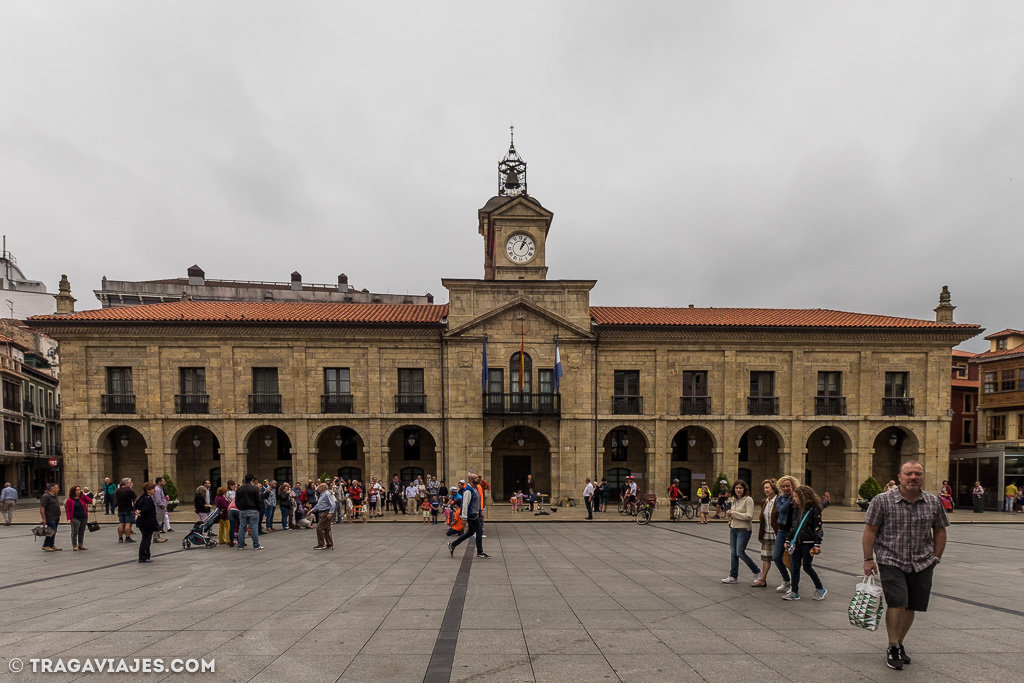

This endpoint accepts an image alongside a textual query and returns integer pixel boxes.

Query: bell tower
[479,128,553,281]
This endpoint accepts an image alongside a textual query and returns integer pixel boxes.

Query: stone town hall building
[32,142,980,505]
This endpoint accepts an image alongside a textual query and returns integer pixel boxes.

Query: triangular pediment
[445,297,592,340]
[478,195,553,221]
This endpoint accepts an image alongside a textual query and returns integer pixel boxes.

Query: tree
[162,474,178,502]
[858,476,882,501]
[711,472,731,497]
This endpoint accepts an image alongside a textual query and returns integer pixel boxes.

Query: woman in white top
[721,480,762,584]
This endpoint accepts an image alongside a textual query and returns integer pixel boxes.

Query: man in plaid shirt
[862,460,948,671]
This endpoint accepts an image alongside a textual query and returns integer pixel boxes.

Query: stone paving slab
[0,520,1021,682]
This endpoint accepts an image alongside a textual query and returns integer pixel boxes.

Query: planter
[166,500,180,512]
[856,499,870,511]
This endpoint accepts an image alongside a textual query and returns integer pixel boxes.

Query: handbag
[87,521,100,532]
[848,575,884,631]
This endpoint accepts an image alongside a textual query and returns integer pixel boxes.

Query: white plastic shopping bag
[848,575,884,631]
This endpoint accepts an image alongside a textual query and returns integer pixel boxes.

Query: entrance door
[502,455,532,499]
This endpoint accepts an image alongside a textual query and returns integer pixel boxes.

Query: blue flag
[554,338,564,393]
[481,336,488,394]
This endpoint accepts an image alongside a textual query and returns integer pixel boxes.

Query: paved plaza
[0,520,1021,683]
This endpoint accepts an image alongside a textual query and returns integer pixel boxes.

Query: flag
[519,326,525,391]
[554,337,564,393]
[481,336,488,394]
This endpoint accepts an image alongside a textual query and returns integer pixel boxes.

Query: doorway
[502,455,532,499]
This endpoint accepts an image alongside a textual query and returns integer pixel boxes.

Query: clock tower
[479,129,553,281]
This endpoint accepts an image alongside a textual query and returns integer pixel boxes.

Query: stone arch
[870,426,922,487]
[95,422,154,455]
[96,424,150,493]
[314,425,366,483]
[172,425,222,499]
[483,422,558,448]
[167,422,226,453]
[666,425,717,499]
[242,425,294,483]
[802,424,855,503]
[489,425,551,500]
[308,422,369,452]
[386,424,438,487]
[736,425,786,490]
[237,422,293,454]
[601,424,650,496]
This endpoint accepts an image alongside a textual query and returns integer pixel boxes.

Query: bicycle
[670,499,696,521]
[618,498,638,516]
[635,495,657,525]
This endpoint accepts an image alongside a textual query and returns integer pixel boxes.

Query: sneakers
[776,580,791,593]
[125,537,136,543]
[253,545,264,550]
[813,588,828,601]
[476,553,491,558]
[782,591,800,601]
[118,538,124,543]
[447,542,455,557]
[42,546,56,552]
[312,546,326,550]
[886,645,904,670]
[898,643,911,665]
[720,577,738,584]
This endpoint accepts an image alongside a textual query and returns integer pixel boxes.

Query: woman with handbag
[752,479,779,587]
[134,481,158,563]
[782,485,826,601]
[65,485,93,551]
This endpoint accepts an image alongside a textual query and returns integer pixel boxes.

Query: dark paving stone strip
[0,548,188,591]
[649,522,1024,618]
[423,542,474,683]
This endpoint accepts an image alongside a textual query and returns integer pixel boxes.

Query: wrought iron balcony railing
[882,397,914,416]
[680,396,712,415]
[395,394,427,413]
[483,392,561,416]
[814,396,847,416]
[322,393,354,413]
[747,396,779,416]
[248,394,282,414]
[175,394,210,414]
[101,394,136,415]
[612,395,644,415]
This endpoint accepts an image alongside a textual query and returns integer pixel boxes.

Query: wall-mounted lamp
[335,433,344,448]
[620,434,629,448]
[888,431,898,447]
[513,427,524,447]
[192,433,201,448]
[264,433,273,448]
[407,429,419,447]
[119,434,129,448]
[754,433,764,448]
[688,434,697,448]
[822,432,831,448]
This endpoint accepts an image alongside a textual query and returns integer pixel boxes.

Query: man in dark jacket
[115,478,137,543]
[234,474,264,550]
[390,475,405,514]
[39,483,61,551]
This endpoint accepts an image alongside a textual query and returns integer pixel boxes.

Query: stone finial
[934,285,955,323]
[55,274,76,315]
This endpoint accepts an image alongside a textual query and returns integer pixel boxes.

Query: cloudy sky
[2,2,1021,351]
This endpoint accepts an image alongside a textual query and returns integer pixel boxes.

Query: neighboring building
[950,349,979,452]
[31,139,981,504]
[0,324,62,497]
[955,329,1024,509]
[0,240,58,319]
[94,266,434,308]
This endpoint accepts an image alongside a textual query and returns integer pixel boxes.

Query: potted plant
[856,476,882,511]
[163,474,180,512]
[710,473,731,498]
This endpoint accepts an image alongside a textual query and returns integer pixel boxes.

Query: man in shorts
[862,460,948,671]
[115,478,137,543]
[625,476,638,514]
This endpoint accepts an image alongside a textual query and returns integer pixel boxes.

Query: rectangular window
[538,369,554,394]
[1019,415,1024,440]
[252,368,279,394]
[963,419,973,444]
[614,370,640,396]
[106,367,133,395]
[398,368,424,395]
[884,372,908,398]
[816,372,842,396]
[997,338,1008,350]
[324,368,351,395]
[1001,369,1016,392]
[487,369,504,395]
[963,394,974,413]
[953,364,967,378]
[1019,368,1024,391]
[749,371,774,397]
[682,371,707,397]
[179,368,206,395]
[989,415,1007,441]
[1,381,18,411]
[984,372,997,394]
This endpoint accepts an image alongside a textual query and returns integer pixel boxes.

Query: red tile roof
[951,377,979,389]
[29,301,449,324]
[589,307,980,330]
[952,349,977,358]
[976,343,1024,361]
[984,328,1024,340]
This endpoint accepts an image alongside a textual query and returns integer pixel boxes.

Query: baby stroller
[182,508,220,549]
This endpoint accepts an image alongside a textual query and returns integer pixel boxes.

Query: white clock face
[505,234,536,263]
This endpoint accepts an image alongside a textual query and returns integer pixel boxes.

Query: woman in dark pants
[134,482,158,563]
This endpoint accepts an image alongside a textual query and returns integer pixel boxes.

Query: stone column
[550,446,560,501]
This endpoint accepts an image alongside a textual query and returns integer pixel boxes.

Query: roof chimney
[337,273,349,292]
[187,264,205,287]
[934,285,955,324]
[55,274,76,315]
[291,271,302,291]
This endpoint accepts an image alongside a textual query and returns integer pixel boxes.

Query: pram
[182,508,220,549]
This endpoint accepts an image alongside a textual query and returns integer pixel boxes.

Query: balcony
[23,399,34,415]
[883,397,915,417]
[248,394,282,414]
[612,395,644,415]
[175,394,210,414]
[483,393,561,416]
[321,393,354,413]
[395,394,427,413]
[814,396,847,416]
[747,396,779,416]
[101,394,136,415]
[680,396,712,415]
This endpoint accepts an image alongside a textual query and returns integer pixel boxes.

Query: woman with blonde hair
[772,475,799,593]
[782,485,826,601]
[752,478,779,587]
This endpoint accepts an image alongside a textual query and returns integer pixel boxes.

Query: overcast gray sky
[2,1,1021,351]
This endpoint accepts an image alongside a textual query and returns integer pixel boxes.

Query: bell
[504,170,520,189]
